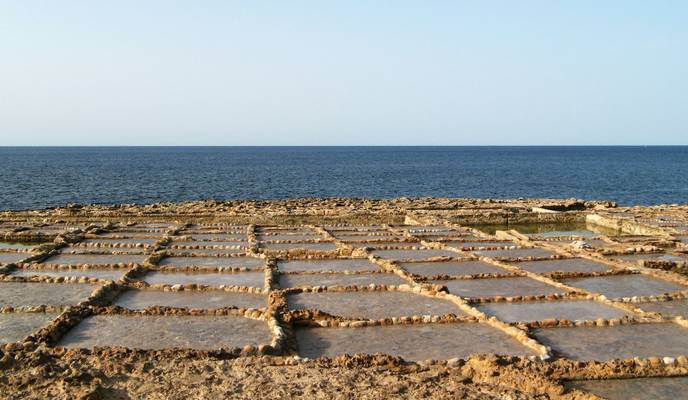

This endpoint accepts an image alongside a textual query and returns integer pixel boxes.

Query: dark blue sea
[0,146,686,210]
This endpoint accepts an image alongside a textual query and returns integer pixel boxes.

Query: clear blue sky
[1,1,686,145]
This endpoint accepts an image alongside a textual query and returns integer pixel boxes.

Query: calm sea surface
[0,146,686,210]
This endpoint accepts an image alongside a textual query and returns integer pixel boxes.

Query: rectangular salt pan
[261,242,337,251]
[143,271,265,288]
[432,277,561,298]
[638,299,688,318]
[0,313,59,343]
[12,268,125,281]
[371,249,459,260]
[114,289,266,310]
[258,234,323,241]
[167,248,247,256]
[58,315,272,350]
[279,273,406,288]
[41,254,144,266]
[288,291,464,320]
[513,258,611,274]
[569,377,688,400]
[278,259,380,273]
[472,248,557,259]
[534,323,688,361]
[401,261,507,277]
[0,242,43,251]
[0,252,31,264]
[295,323,537,361]
[157,256,264,269]
[444,241,514,249]
[0,282,98,307]
[477,300,629,323]
[561,275,687,299]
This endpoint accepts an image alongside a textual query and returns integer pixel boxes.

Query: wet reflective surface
[114,289,267,309]
[472,248,556,259]
[606,253,688,264]
[0,252,31,264]
[258,234,322,241]
[59,315,272,350]
[41,253,143,265]
[288,291,464,319]
[477,300,629,323]
[171,241,248,248]
[261,242,337,251]
[158,256,264,269]
[167,248,246,255]
[561,275,687,298]
[432,277,561,298]
[278,259,380,273]
[535,323,688,361]
[569,377,688,400]
[371,249,459,260]
[142,271,265,288]
[0,313,58,343]
[0,241,43,251]
[400,261,507,277]
[295,323,537,361]
[637,299,688,318]
[0,282,98,307]
[12,267,126,281]
[82,238,158,246]
[444,241,514,249]
[279,273,406,288]
[513,258,611,274]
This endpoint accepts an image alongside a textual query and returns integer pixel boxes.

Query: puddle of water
[278,259,380,273]
[371,249,459,260]
[569,377,688,400]
[477,300,629,323]
[400,261,507,277]
[444,241,514,249]
[637,299,688,318]
[295,322,537,361]
[0,241,44,251]
[432,277,561,298]
[513,258,611,274]
[261,242,337,251]
[0,252,32,264]
[534,323,688,361]
[472,248,557,259]
[41,254,144,266]
[279,273,406,288]
[58,314,272,350]
[0,282,98,307]
[114,289,267,309]
[288,291,464,319]
[561,275,687,298]
[258,234,322,241]
[0,313,59,343]
[158,256,264,269]
[143,271,265,288]
[12,267,126,281]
